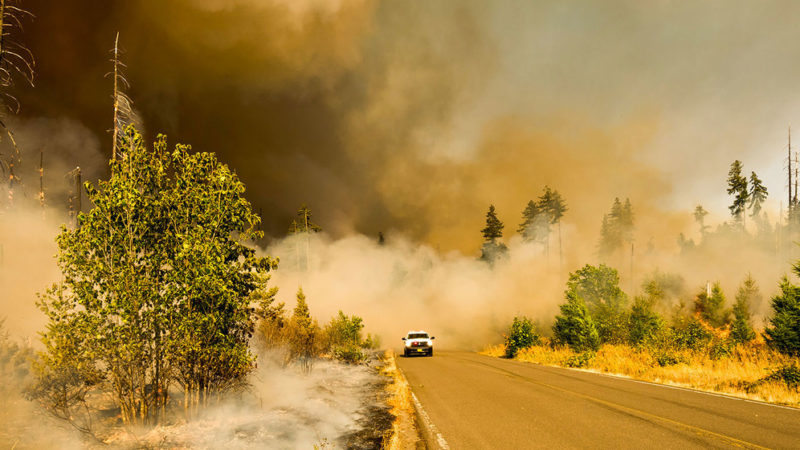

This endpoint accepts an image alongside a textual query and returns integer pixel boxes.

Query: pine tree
[288,287,319,373]
[764,275,800,356]
[536,187,555,253]
[693,205,709,237]
[481,205,507,263]
[517,200,540,242]
[694,282,729,327]
[727,160,749,226]
[731,275,758,343]
[548,189,568,267]
[481,204,504,242]
[748,171,768,219]
[598,198,632,258]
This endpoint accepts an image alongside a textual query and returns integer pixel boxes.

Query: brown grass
[380,350,420,450]
[480,340,800,407]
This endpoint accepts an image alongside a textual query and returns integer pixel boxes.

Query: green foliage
[727,160,749,223]
[33,126,273,424]
[325,311,367,364]
[693,205,709,236]
[708,338,733,360]
[670,316,712,350]
[481,204,507,264]
[553,293,600,352]
[481,204,504,242]
[730,275,758,344]
[566,264,628,344]
[693,282,730,327]
[748,172,768,218]
[287,287,320,373]
[598,197,634,258]
[654,352,682,367]
[504,316,540,358]
[763,364,800,390]
[564,352,594,368]
[363,333,381,350]
[628,296,664,346]
[517,200,543,242]
[764,276,800,356]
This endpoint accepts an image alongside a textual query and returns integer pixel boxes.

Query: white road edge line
[508,357,800,412]
[410,391,450,450]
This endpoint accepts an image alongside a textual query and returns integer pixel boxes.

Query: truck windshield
[408,333,429,339]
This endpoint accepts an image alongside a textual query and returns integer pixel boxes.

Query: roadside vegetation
[486,263,800,406]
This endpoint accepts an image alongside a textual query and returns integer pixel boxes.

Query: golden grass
[482,340,800,407]
[380,350,418,450]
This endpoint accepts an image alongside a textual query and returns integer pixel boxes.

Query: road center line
[462,356,770,450]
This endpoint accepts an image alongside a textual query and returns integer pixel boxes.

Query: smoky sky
[12,0,800,252]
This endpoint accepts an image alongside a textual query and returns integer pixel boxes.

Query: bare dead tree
[0,0,33,207]
[107,32,136,161]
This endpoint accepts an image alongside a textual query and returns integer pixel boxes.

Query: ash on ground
[108,352,393,449]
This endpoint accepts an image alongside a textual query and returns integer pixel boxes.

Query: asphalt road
[396,351,800,449]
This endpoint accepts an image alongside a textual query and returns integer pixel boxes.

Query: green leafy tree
[504,316,540,358]
[693,282,729,327]
[727,160,749,226]
[731,275,759,343]
[764,276,800,356]
[566,264,629,344]
[553,293,600,352]
[33,127,273,424]
[748,171,768,219]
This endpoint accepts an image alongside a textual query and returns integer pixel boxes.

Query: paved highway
[396,351,800,449]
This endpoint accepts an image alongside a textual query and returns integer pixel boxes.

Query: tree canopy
[33,126,275,425]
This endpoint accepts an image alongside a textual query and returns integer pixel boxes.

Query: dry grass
[481,340,800,407]
[380,350,419,450]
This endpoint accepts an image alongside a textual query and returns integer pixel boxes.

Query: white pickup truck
[402,330,435,357]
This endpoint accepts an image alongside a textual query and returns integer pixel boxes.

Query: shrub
[708,339,733,360]
[764,364,800,390]
[564,352,593,368]
[332,345,366,364]
[628,296,663,346]
[654,352,682,367]
[553,293,600,352]
[324,311,369,364]
[671,316,712,350]
[505,316,540,358]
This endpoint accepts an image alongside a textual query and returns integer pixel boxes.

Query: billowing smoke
[14,0,800,251]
